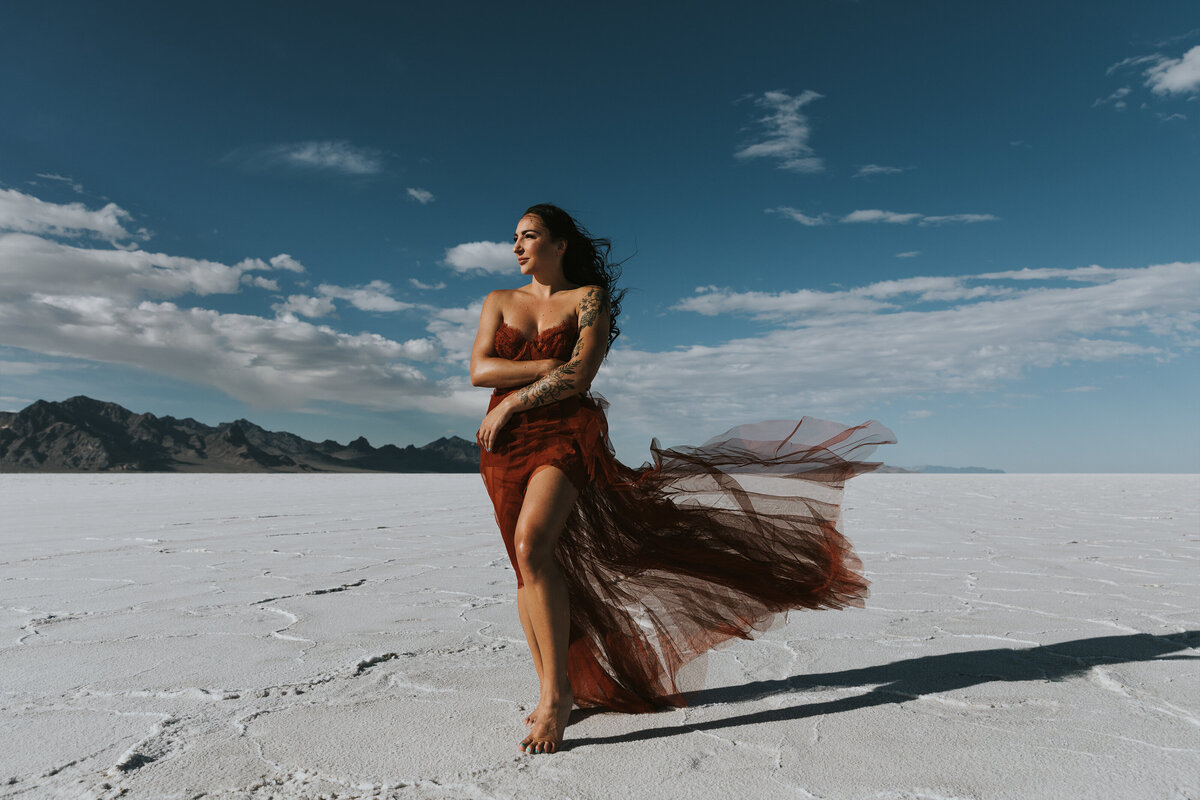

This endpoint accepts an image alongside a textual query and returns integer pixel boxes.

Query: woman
[471,204,893,754]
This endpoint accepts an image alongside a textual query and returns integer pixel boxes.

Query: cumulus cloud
[605,262,1199,442]
[317,280,416,313]
[0,191,464,417]
[269,253,306,273]
[734,89,825,173]
[0,189,141,240]
[443,241,515,274]
[1145,45,1200,95]
[270,280,420,318]
[0,233,300,300]
[0,295,456,412]
[407,187,435,204]
[410,278,446,290]
[242,275,280,291]
[272,294,337,319]
[896,251,921,258]
[1101,42,1200,111]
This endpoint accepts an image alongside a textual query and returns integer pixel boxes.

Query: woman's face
[513,214,563,275]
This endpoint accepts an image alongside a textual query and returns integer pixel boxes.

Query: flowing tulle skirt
[480,392,895,713]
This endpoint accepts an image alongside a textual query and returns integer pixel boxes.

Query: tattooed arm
[469,290,567,389]
[476,287,609,452]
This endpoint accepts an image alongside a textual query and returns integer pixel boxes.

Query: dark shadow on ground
[566,630,1200,749]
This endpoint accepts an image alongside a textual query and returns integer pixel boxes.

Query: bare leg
[516,587,543,725]
[514,465,578,754]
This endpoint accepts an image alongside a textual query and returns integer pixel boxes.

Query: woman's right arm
[469,291,563,389]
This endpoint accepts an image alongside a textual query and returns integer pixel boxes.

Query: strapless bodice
[494,319,577,363]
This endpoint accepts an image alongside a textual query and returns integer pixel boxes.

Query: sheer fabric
[479,320,895,712]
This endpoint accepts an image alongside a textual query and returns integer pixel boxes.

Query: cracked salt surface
[0,473,1196,800]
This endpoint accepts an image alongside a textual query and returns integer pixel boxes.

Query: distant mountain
[0,396,480,473]
[907,465,1005,474]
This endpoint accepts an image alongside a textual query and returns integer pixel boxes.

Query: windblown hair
[524,203,627,355]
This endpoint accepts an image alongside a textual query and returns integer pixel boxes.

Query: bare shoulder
[484,288,519,314]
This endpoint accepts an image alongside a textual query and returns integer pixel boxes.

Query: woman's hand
[477,399,515,454]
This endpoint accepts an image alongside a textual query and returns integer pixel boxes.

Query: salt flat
[1,473,1197,800]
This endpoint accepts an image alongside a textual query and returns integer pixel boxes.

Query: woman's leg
[513,465,578,753]
[516,588,543,725]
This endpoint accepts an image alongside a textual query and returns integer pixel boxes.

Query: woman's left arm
[476,287,609,452]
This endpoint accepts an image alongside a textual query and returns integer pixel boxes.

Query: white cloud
[896,251,921,258]
[443,241,515,274]
[270,281,420,317]
[606,262,1199,442]
[269,253,306,273]
[767,208,997,227]
[842,209,923,224]
[1145,45,1200,95]
[0,190,466,416]
[906,409,934,419]
[976,265,1134,282]
[410,278,446,290]
[1093,86,1132,110]
[675,274,1009,320]
[0,189,139,240]
[273,294,337,319]
[734,89,825,173]
[1064,386,1100,393]
[921,213,1000,225]
[317,280,416,313]
[0,233,307,303]
[1101,43,1200,111]
[407,187,435,204]
[34,173,84,193]
[426,299,485,363]
[231,141,385,175]
[0,295,460,413]
[674,287,888,319]
[766,207,830,226]
[242,275,280,291]
[853,164,909,178]
[842,209,999,225]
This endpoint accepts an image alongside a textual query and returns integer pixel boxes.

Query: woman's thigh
[514,465,580,560]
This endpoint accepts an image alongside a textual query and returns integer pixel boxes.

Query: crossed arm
[472,287,610,452]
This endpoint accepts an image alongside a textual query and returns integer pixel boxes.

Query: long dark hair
[524,203,627,355]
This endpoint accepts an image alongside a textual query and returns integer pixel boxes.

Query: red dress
[479,319,895,713]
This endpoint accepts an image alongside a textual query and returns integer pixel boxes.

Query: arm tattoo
[578,286,606,330]
[514,287,606,408]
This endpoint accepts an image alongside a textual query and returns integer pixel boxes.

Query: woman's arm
[469,291,564,389]
[477,287,608,452]
[510,286,608,410]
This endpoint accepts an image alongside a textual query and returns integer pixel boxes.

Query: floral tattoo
[515,288,606,408]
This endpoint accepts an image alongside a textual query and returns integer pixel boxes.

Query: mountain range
[0,396,1003,474]
[0,396,480,473]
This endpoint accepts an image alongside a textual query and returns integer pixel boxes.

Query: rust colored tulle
[479,320,895,713]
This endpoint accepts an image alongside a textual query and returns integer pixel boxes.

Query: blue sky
[1,1,1197,471]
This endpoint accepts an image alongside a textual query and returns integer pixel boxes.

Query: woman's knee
[514,523,555,577]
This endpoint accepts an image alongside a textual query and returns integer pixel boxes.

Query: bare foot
[520,692,573,754]
[523,705,542,727]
